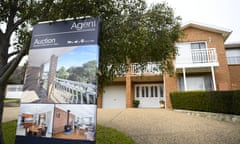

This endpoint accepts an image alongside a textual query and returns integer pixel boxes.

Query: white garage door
[102,85,126,108]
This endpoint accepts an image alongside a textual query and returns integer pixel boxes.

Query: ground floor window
[178,75,213,91]
[135,84,164,99]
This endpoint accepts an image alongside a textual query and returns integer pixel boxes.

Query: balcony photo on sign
[21,45,98,104]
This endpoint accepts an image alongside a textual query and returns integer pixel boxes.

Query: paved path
[3,107,240,144]
[97,108,240,144]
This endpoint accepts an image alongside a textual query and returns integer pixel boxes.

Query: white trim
[211,66,217,90]
[163,75,166,107]
[183,68,187,91]
[181,21,232,33]
[181,21,232,41]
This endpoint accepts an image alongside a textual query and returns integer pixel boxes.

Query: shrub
[170,90,240,115]
[133,100,140,108]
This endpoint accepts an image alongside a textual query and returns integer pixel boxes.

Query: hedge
[170,90,240,115]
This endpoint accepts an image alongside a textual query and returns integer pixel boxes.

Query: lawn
[2,120,136,144]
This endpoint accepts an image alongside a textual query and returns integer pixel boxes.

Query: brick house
[97,21,240,109]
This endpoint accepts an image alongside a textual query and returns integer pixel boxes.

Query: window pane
[204,76,213,90]
[151,86,154,97]
[160,86,163,97]
[142,87,145,97]
[136,86,139,98]
[187,77,204,90]
[191,42,206,50]
[226,49,240,64]
[78,91,81,103]
[155,86,158,97]
[178,77,184,91]
[146,87,148,97]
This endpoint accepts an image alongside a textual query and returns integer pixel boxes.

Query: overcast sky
[146,0,239,43]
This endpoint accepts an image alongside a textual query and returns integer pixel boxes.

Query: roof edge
[181,21,232,41]
[225,41,240,48]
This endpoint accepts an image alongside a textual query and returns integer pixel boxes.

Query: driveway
[3,107,240,144]
[97,108,240,144]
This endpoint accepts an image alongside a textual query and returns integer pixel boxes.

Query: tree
[82,60,97,83]
[98,2,182,84]
[56,66,69,79]
[0,0,182,143]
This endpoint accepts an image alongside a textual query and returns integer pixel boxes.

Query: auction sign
[15,17,99,144]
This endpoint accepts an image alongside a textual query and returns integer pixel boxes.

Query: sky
[44,45,99,72]
[146,0,240,43]
[57,45,99,70]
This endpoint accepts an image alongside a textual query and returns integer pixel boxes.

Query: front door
[135,84,164,108]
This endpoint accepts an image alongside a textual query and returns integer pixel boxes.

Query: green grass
[2,120,136,144]
[96,125,136,144]
[2,120,18,144]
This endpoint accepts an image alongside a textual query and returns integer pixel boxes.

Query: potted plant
[159,100,165,108]
[133,100,140,108]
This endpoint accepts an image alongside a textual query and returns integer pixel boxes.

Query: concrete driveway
[97,108,240,144]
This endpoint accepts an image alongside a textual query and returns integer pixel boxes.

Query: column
[23,66,41,92]
[211,66,217,90]
[183,67,188,91]
[126,72,133,108]
[47,55,58,98]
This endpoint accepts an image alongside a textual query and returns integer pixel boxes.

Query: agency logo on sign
[70,20,96,31]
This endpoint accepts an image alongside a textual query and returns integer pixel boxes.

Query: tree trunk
[0,84,6,144]
[0,34,11,144]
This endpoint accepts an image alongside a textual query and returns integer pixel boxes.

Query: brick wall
[181,27,231,90]
[126,73,133,108]
[228,65,240,90]
[164,27,232,108]
[164,73,178,109]
[53,107,75,134]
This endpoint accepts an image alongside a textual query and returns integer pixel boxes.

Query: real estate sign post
[15,17,99,144]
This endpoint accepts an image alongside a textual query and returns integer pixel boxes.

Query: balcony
[175,48,219,68]
[130,62,162,75]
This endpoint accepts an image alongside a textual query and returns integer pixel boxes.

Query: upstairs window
[191,42,206,50]
[226,49,240,64]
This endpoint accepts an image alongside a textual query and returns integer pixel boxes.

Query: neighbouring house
[6,66,25,99]
[97,21,240,109]
[225,42,240,90]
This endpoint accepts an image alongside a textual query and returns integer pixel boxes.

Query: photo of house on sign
[21,45,98,104]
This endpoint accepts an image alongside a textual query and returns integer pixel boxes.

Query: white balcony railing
[175,48,218,67]
[131,62,162,75]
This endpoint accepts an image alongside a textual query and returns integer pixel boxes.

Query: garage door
[102,85,126,108]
